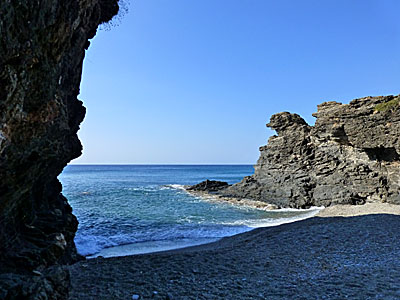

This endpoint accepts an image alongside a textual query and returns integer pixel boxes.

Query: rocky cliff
[222,95,400,208]
[0,1,119,298]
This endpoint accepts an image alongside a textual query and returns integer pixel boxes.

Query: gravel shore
[69,204,400,300]
[317,202,400,217]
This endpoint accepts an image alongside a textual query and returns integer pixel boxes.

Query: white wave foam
[162,184,187,190]
[75,235,119,256]
[78,209,321,258]
[124,186,159,192]
[88,238,221,258]
[75,203,323,257]
[75,224,251,256]
[220,207,322,228]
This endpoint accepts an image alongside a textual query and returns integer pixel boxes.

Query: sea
[59,165,321,258]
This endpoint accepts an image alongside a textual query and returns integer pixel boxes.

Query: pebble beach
[68,203,400,299]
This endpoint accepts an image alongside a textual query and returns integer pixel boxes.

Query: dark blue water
[59,165,319,257]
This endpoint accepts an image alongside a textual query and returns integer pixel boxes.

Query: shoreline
[84,207,322,259]
[69,187,400,298]
[184,185,400,218]
[84,188,323,259]
[69,211,400,299]
[84,189,400,260]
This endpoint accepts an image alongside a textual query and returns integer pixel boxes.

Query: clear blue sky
[73,0,400,164]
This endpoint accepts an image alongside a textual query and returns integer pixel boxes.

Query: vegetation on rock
[375,96,400,112]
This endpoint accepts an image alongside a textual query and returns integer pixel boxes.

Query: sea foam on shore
[60,165,326,258]
[69,214,400,299]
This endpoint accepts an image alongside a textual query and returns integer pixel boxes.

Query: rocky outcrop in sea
[0,1,119,298]
[187,180,229,193]
[217,95,400,208]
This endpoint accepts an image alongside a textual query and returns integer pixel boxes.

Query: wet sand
[69,203,400,299]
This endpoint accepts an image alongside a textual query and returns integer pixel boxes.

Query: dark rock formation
[187,180,230,193]
[223,95,400,208]
[0,1,119,298]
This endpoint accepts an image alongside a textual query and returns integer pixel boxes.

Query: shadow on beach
[69,214,400,299]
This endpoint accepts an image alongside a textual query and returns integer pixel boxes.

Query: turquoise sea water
[59,165,320,257]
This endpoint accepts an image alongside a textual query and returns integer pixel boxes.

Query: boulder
[187,180,229,192]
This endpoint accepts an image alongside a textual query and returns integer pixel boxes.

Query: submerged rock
[0,1,119,298]
[187,180,229,192]
[223,95,400,208]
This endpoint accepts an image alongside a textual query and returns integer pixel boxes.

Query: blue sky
[73,0,400,164]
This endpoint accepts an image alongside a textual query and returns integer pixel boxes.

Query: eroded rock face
[223,95,400,208]
[0,1,119,298]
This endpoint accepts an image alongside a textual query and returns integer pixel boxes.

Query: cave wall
[0,1,119,298]
[223,95,400,208]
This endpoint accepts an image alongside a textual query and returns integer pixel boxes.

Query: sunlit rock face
[223,95,400,208]
[0,1,119,298]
